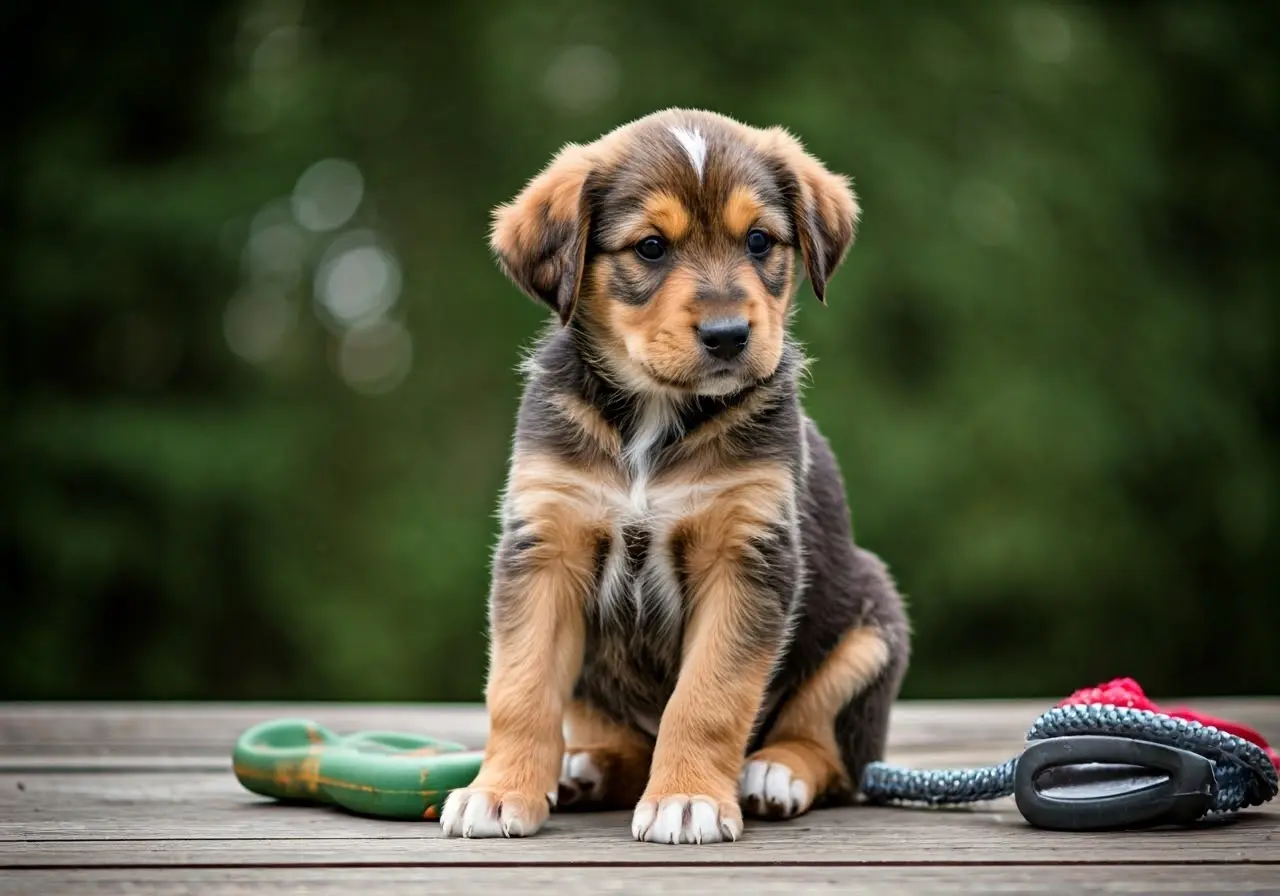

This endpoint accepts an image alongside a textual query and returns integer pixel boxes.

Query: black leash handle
[1013,735,1216,831]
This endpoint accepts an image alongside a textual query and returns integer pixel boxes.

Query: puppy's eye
[746,229,773,258]
[635,236,667,262]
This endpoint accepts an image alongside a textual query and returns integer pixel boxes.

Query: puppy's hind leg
[558,698,654,811]
[833,623,910,797]
[742,624,905,820]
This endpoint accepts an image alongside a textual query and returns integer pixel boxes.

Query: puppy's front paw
[439,787,549,839]
[630,794,743,845]
[739,757,812,820]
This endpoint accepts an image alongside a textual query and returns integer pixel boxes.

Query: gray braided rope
[860,703,1279,816]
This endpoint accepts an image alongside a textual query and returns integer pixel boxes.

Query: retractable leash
[860,678,1279,832]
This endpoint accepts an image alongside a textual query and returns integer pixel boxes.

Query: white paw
[558,751,604,806]
[631,795,742,845]
[739,759,810,819]
[439,788,547,838]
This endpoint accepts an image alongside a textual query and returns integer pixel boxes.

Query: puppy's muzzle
[698,318,750,363]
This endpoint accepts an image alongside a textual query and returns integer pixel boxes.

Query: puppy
[441,108,910,845]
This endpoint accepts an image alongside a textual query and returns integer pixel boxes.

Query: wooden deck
[1,699,1277,893]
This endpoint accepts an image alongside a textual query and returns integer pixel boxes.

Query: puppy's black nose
[698,318,750,362]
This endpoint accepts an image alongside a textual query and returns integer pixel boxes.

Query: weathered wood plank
[2,865,1278,895]
[0,757,228,774]
[2,701,1276,873]
[12,763,1274,843]
[3,699,1276,759]
[0,704,492,758]
[3,796,1278,865]
[0,746,1018,776]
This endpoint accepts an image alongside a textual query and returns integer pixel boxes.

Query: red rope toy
[1059,677,1279,770]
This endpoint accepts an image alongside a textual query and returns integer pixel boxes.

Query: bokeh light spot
[244,221,308,291]
[1013,6,1073,64]
[292,158,365,232]
[251,26,302,74]
[543,45,620,114]
[336,319,413,395]
[224,288,296,364]
[313,231,402,328]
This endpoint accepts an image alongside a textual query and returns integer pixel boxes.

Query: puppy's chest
[577,435,699,724]
[593,456,689,628]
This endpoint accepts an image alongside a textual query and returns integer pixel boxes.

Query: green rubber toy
[232,718,483,821]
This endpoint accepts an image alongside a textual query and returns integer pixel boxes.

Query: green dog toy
[232,718,483,820]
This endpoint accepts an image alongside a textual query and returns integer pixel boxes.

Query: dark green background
[4,1,1276,703]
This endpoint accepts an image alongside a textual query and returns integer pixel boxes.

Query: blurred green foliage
[3,1,1276,702]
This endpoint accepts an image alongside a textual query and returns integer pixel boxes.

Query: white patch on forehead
[669,125,708,182]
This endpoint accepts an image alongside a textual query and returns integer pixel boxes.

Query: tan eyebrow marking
[640,191,692,242]
[723,185,763,239]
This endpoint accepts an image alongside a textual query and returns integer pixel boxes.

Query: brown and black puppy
[441,108,910,845]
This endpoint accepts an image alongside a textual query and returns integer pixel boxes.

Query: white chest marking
[669,125,708,183]
[599,399,685,623]
[622,397,674,515]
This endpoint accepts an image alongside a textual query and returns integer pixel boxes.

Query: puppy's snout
[698,318,750,362]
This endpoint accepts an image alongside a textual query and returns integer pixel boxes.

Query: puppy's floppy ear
[768,129,860,304]
[489,142,595,325]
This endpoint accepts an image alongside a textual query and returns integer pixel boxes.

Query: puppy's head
[490,109,859,397]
